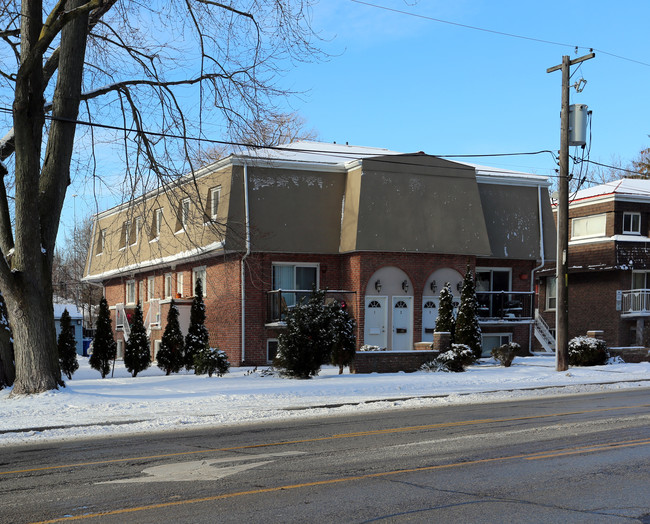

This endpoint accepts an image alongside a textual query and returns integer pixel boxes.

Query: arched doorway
[365,267,413,350]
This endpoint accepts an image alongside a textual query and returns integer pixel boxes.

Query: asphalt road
[1,388,649,523]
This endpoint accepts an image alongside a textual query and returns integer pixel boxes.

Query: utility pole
[547,52,595,371]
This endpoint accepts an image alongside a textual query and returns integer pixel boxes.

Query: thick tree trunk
[8,276,62,395]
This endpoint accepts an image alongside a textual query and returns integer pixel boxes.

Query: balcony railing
[267,290,356,323]
[620,289,650,315]
[476,291,534,321]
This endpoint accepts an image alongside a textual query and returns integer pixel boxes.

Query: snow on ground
[1,356,648,447]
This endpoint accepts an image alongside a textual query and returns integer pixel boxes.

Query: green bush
[491,342,519,367]
[421,343,476,373]
[568,336,609,366]
[194,347,230,377]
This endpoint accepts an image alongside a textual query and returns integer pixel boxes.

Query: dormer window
[623,212,641,235]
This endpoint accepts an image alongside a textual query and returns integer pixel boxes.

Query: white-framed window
[139,280,145,303]
[121,221,131,249]
[623,212,641,235]
[147,276,155,301]
[546,276,557,311]
[192,266,207,297]
[151,208,163,241]
[571,213,606,240]
[181,198,190,229]
[164,273,172,299]
[272,263,319,308]
[132,217,141,245]
[267,339,278,363]
[126,280,136,305]
[209,186,221,221]
[177,272,184,297]
[632,271,650,290]
[154,340,162,361]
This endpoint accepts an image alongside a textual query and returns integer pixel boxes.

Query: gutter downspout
[241,163,251,364]
[529,184,547,352]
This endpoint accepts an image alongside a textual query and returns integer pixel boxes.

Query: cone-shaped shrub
[58,308,79,380]
[455,265,482,359]
[90,297,117,378]
[185,279,209,371]
[156,300,185,375]
[124,302,151,377]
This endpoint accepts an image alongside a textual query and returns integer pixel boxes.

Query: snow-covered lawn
[1,356,648,447]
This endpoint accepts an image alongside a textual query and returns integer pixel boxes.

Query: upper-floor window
[546,276,557,310]
[139,280,145,303]
[133,217,141,246]
[192,266,207,297]
[147,276,155,301]
[181,198,190,229]
[476,268,511,292]
[623,212,641,235]
[126,280,136,305]
[121,221,131,249]
[96,228,106,255]
[272,263,318,308]
[571,213,606,240]
[164,273,172,299]
[151,208,163,241]
[177,272,184,297]
[632,271,650,290]
[209,186,221,221]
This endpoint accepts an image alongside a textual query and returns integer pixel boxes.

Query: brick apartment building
[83,141,556,371]
[537,178,650,358]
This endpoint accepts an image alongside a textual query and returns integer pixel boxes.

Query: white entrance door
[422,296,439,342]
[392,296,413,351]
[364,296,387,348]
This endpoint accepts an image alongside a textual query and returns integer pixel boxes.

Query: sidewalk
[1,356,649,446]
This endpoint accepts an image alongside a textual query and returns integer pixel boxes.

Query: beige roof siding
[350,155,492,255]
[246,165,346,253]
[85,166,233,280]
[339,165,362,253]
[477,183,557,261]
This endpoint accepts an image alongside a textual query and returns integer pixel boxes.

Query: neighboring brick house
[83,141,556,371]
[537,178,650,356]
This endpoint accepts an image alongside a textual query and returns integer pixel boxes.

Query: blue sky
[59,0,650,243]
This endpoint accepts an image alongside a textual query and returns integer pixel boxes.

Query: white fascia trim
[476,173,551,188]
[83,241,224,283]
[568,234,650,247]
[230,156,346,173]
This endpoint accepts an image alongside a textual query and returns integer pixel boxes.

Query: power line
[350,0,650,68]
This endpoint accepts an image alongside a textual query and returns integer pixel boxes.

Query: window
[126,280,136,305]
[177,272,184,297]
[121,221,131,249]
[132,217,141,245]
[154,340,162,361]
[546,276,557,310]
[164,273,172,299]
[571,214,606,239]
[632,271,650,290]
[179,198,190,230]
[476,268,511,292]
[192,266,206,297]
[209,186,221,221]
[147,276,155,301]
[151,208,163,241]
[116,340,124,359]
[139,280,145,303]
[481,334,512,357]
[96,228,106,255]
[267,339,278,362]
[623,212,641,235]
[272,263,319,308]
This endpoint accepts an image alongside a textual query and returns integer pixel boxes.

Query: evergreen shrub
[194,347,230,377]
[421,343,476,373]
[124,302,151,377]
[89,297,117,378]
[568,336,609,366]
[156,300,185,375]
[57,308,79,380]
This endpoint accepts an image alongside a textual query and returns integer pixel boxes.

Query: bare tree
[0,0,321,394]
